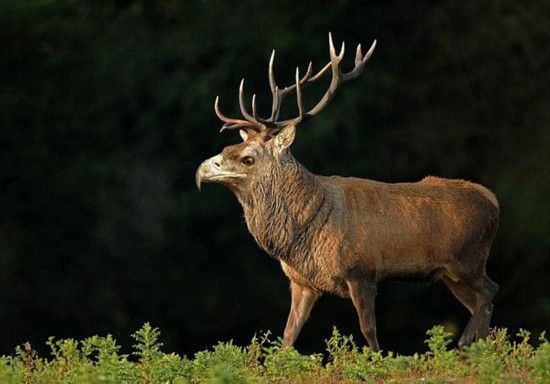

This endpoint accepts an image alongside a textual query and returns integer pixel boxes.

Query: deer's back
[287,175,500,294]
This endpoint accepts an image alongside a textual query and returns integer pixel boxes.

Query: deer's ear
[239,129,248,141]
[273,125,296,152]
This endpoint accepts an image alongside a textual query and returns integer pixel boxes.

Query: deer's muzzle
[195,154,246,191]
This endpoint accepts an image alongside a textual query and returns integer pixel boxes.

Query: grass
[1,324,549,383]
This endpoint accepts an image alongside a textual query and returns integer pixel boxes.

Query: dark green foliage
[0,324,549,383]
[0,0,548,356]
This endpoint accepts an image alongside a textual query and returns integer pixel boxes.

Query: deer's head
[196,33,376,193]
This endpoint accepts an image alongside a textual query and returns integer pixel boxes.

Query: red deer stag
[196,34,499,351]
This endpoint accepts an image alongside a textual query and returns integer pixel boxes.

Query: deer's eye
[241,156,255,166]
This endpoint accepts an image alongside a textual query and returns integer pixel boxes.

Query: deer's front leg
[347,280,380,351]
[282,281,320,348]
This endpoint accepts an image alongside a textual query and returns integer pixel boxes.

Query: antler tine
[268,58,331,122]
[238,79,255,122]
[309,62,332,82]
[238,79,272,127]
[215,96,240,125]
[215,96,261,132]
[278,62,314,98]
[252,94,258,121]
[269,33,348,125]
[355,43,363,64]
[342,39,377,81]
[302,33,375,118]
[295,67,304,124]
[271,63,312,121]
[268,51,280,122]
[268,50,277,95]
[305,62,313,80]
[328,31,345,63]
[270,67,306,129]
[270,85,280,122]
[302,33,345,117]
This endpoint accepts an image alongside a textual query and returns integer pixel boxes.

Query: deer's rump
[318,175,499,284]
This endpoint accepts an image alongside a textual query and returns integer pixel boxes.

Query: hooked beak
[195,154,246,191]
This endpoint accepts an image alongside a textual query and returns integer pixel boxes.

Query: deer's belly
[280,260,350,297]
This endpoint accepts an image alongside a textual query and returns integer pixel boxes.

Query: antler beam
[214,33,376,135]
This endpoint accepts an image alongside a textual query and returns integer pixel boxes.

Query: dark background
[1,0,548,356]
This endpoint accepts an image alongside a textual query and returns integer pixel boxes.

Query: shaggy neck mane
[236,155,326,260]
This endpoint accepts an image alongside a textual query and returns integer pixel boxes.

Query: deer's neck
[237,157,326,260]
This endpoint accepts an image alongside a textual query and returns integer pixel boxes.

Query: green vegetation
[1,324,548,383]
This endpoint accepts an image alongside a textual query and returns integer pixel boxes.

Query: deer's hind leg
[443,267,498,348]
[441,274,477,314]
[470,275,498,340]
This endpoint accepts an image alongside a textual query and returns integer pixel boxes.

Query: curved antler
[215,96,262,133]
[214,33,376,135]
